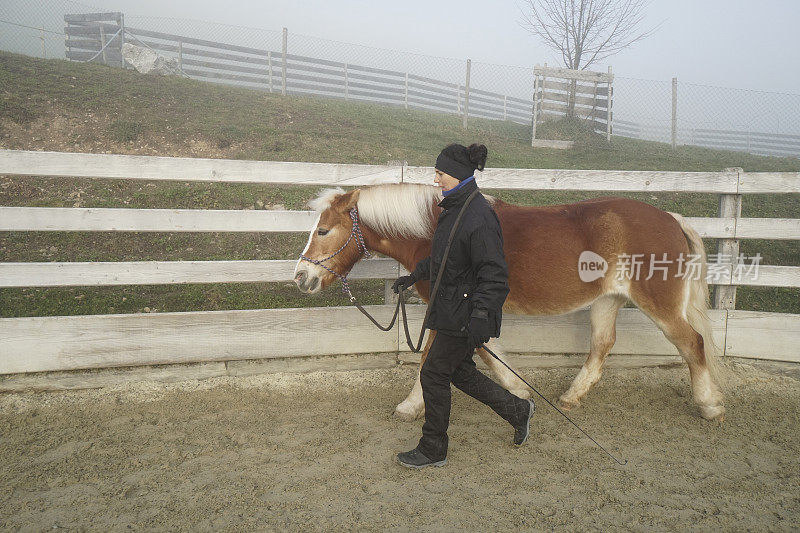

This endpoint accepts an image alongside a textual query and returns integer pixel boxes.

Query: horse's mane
[309,182,497,239]
[309,183,441,239]
[359,183,442,239]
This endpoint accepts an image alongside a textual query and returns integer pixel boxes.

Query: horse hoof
[393,404,422,422]
[510,388,532,400]
[558,396,580,411]
[700,404,725,422]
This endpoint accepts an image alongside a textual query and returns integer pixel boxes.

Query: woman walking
[393,143,535,469]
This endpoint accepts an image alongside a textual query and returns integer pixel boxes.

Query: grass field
[1,51,798,317]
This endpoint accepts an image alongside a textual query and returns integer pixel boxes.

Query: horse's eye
[317,228,329,236]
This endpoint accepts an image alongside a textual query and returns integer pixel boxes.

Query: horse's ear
[345,189,360,209]
[333,189,360,212]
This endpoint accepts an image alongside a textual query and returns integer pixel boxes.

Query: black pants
[417,332,530,461]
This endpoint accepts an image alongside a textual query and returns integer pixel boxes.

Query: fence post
[99,25,108,64]
[281,27,287,96]
[344,63,349,100]
[177,40,183,71]
[404,72,408,110]
[463,59,471,128]
[714,168,743,310]
[531,68,539,144]
[384,280,397,306]
[606,66,613,142]
[65,18,71,60]
[40,27,46,58]
[267,51,272,93]
[671,77,678,148]
[119,13,125,58]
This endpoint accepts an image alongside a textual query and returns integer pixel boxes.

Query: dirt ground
[1,361,798,532]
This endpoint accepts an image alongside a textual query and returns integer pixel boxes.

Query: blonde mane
[308,187,346,212]
[308,183,441,239]
[358,183,442,239]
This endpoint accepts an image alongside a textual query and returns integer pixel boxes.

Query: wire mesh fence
[2,0,800,158]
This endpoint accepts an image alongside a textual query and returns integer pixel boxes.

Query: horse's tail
[668,212,724,384]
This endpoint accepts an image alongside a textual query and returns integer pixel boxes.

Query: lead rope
[349,189,479,352]
[341,190,627,465]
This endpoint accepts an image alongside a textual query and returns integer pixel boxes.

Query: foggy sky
[74,0,800,94]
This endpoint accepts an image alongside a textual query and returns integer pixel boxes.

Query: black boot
[396,447,447,469]
[513,399,536,446]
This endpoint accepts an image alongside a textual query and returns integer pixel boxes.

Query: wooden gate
[532,64,613,144]
[64,12,125,67]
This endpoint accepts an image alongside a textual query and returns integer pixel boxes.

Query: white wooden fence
[118,26,533,126]
[1,150,798,375]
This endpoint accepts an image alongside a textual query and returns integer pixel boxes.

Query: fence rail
[1,150,799,374]
[8,150,800,193]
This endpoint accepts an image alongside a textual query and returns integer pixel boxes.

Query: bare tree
[519,0,656,71]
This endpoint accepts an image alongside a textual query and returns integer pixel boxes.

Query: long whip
[478,342,627,465]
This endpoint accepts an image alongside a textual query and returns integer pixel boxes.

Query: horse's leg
[648,313,725,421]
[559,294,627,410]
[393,330,437,421]
[475,340,531,399]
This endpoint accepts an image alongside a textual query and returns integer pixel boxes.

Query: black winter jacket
[411,178,510,337]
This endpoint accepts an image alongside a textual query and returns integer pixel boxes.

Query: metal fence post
[503,95,507,121]
[178,40,183,71]
[40,27,46,58]
[463,59,471,128]
[531,69,539,144]
[404,72,409,109]
[267,51,272,92]
[344,63,349,100]
[65,19,71,60]
[714,168,743,310]
[281,27,287,96]
[671,77,678,148]
[606,66,613,142]
[119,13,125,55]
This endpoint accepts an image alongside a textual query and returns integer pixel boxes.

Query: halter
[299,207,371,300]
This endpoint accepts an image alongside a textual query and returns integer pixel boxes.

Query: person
[392,143,535,469]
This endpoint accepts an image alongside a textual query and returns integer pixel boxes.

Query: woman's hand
[467,316,491,348]
[392,275,417,293]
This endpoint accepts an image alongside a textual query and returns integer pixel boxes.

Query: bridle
[298,207,371,300]
[300,191,480,353]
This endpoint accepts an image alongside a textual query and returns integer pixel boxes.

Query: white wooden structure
[64,12,125,67]
[532,64,614,144]
[0,150,798,376]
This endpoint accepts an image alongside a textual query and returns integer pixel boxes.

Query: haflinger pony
[293,183,725,421]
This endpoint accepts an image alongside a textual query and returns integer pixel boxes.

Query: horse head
[294,188,364,294]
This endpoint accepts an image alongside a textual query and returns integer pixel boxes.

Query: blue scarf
[442,175,475,197]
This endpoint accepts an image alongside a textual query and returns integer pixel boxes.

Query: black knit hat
[435,143,488,181]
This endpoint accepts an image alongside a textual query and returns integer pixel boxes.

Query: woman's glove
[391,274,417,293]
[467,316,491,348]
